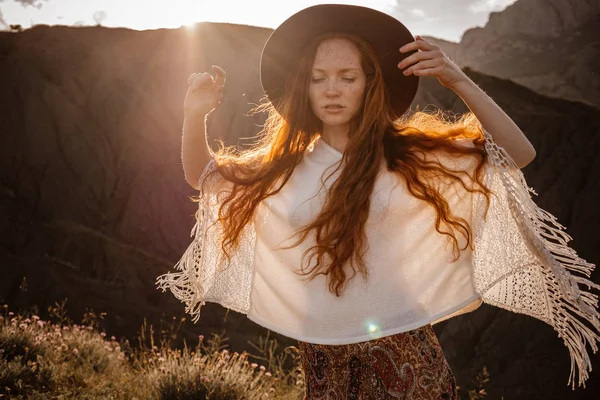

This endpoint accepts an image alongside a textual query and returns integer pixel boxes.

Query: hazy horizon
[0,0,519,43]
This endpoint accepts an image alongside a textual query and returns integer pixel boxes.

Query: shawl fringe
[482,129,599,389]
[156,161,218,323]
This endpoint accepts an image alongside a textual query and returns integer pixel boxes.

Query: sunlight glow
[2,0,397,31]
[157,0,397,30]
[0,0,513,42]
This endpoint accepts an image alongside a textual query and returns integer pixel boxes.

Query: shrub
[0,303,304,399]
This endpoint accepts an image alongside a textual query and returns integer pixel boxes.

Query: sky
[0,0,518,42]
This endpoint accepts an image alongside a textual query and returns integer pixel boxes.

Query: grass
[0,301,491,399]
[0,302,304,399]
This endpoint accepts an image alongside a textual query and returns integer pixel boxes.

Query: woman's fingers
[184,69,225,115]
[212,65,226,86]
[399,36,437,54]
[402,58,442,75]
[186,67,226,110]
[216,85,224,102]
[398,50,439,70]
[190,72,213,90]
[188,67,226,95]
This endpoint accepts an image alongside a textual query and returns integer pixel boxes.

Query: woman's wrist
[448,76,478,96]
[184,110,208,122]
[182,112,208,140]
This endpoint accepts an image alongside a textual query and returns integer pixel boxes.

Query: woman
[157,4,599,398]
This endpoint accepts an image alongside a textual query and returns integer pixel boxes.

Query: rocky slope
[425,0,600,108]
[0,22,598,399]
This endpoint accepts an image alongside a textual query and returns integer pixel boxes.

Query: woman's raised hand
[398,35,467,89]
[184,65,226,117]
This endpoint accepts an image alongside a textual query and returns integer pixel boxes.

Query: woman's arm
[182,66,226,190]
[182,113,213,190]
[451,78,537,169]
[398,37,536,168]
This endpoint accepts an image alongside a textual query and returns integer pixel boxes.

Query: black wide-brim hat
[260,4,419,117]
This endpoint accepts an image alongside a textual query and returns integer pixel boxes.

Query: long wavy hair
[207,33,492,296]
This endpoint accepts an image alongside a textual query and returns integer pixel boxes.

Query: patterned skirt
[297,324,457,400]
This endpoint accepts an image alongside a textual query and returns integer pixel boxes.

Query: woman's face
[308,38,367,132]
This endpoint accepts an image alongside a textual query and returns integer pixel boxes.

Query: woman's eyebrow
[312,68,360,73]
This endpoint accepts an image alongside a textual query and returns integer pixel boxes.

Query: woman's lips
[324,105,345,113]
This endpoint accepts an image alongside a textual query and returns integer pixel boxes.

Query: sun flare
[131,0,396,30]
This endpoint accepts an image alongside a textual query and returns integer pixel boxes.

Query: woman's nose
[325,79,341,97]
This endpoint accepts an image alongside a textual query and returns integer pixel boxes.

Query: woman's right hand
[184,65,226,118]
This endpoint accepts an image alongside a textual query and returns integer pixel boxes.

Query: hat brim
[260,4,419,117]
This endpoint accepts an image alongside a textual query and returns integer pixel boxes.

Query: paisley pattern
[298,324,457,399]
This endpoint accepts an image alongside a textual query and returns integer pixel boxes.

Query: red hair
[208,33,491,296]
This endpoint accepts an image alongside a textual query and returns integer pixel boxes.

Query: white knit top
[157,129,599,388]
[248,136,480,343]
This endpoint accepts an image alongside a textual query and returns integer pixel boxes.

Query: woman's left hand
[398,35,468,89]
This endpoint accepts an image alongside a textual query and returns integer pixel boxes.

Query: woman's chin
[320,115,351,128]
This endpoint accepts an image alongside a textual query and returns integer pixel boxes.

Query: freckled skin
[309,38,367,144]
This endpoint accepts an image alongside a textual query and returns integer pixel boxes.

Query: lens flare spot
[364,320,382,340]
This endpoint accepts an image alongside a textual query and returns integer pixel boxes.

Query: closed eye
[311,77,325,83]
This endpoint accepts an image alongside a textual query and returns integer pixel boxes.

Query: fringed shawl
[156,129,599,389]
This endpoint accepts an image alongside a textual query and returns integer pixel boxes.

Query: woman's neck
[321,124,349,154]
